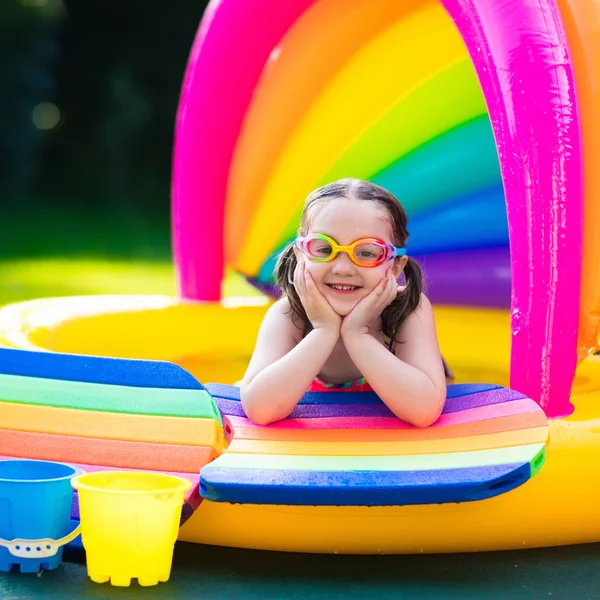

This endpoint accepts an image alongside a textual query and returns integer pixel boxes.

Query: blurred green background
[1,0,257,305]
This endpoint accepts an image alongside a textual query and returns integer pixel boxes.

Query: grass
[0,205,262,306]
[0,258,176,304]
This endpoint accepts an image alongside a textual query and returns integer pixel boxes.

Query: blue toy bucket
[0,459,81,573]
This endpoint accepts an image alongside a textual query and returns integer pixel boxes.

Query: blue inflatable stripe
[407,185,508,255]
[257,249,283,284]
[205,383,501,404]
[408,186,508,254]
[199,463,531,506]
[0,348,204,390]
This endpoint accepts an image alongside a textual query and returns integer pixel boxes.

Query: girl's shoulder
[263,296,304,342]
[268,295,293,316]
[397,291,434,332]
[403,289,432,313]
[390,290,432,338]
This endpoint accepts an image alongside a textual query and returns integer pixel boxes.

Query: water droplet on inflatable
[511,309,523,335]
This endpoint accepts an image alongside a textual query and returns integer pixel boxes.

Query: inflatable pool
[2,0,600,554]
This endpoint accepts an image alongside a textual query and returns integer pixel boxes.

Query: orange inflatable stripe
[227,426,548,457]
[556,0,600,362]
[0,401,223,449]
[0,429,219,472]
[232,411,547,443]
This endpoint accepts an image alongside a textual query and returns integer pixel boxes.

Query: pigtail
[381,256,424,347]
[275,242,310,335]
[402,256,425,318]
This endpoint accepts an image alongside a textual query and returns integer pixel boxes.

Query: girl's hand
[294,260,342,334]
[341,269,398,339]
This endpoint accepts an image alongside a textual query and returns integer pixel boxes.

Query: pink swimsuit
[304,323,454,393]
[307,376,374,392]
[308,357,454,392]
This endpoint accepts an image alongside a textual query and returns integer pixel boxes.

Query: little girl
[240,178,448,427]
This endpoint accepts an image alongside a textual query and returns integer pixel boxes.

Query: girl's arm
[240,298,339,425]
[343,293,447,427]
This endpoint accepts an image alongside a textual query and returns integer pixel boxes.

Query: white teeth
[330,284,357,291]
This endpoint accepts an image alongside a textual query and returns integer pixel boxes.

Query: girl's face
[299,197,408,317]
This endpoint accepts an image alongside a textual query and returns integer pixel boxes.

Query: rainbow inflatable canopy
[172,0,600,418]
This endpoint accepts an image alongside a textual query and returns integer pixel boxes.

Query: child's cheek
[305,261,323,278]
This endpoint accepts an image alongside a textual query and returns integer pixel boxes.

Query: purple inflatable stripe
[215,387,526,419]
[215,398,394,418]
[418,247,511,308]
[444,387,526,413]
[71,491,80,520]
[247,247,512,309]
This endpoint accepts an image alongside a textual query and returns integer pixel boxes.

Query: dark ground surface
[2,541,600,599]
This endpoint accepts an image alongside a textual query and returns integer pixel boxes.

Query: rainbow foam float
[2,0,600,553]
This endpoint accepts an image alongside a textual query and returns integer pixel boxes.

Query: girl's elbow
[241,402,272,426]
[240,389,260,423]
[410,412,441,429]
[240,391,277,426]
[246,412,276,426]
[410,393,446,428]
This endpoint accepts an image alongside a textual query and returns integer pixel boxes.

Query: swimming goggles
[294,233,406,268]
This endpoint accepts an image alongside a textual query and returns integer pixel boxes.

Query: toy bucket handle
[0,523,81,558]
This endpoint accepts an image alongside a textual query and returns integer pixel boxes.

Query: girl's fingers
[304,269,319,293]
[299,267,322,307]
[385,273,397,304]
[375,272,396,310]
[374,272,390,298]
[294,264,308,300]
[305,271,329,306]
[303,268,314,296]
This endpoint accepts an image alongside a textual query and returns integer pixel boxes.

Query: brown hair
[275,178,424,344]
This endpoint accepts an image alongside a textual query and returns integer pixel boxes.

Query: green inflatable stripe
[205,443,545,472]
[371,115,501,215]
[0,373,222,423]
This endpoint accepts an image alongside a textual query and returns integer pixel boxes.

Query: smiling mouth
[326,284,361,292]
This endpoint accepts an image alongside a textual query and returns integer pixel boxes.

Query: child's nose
[331,251,356,274]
